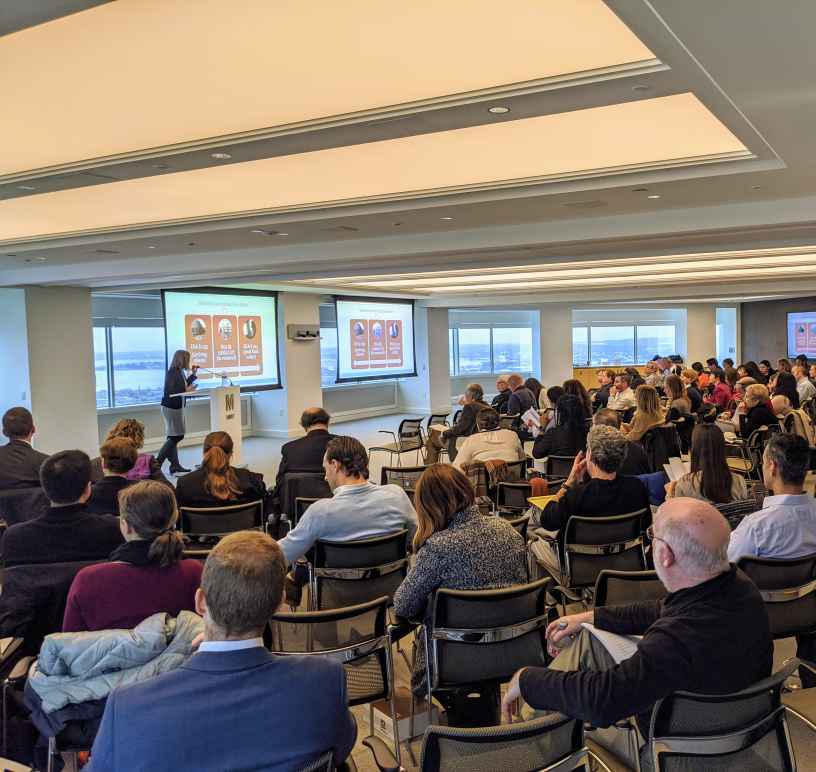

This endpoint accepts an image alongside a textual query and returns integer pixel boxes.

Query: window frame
[571,321,679,367]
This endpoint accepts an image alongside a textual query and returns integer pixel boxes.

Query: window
[448,325,535,376]
[110,327,165,406]
[716,307,737,363]
[572,327,588,367]
[493,327,533,371]
[456,328,491,374]
[572,323,678,367]
[93,327,110,409]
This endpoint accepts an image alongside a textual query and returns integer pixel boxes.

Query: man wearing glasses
[503,497,772,767]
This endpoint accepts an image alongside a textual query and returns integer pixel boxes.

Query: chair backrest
[313,530,409,609]
[427,413,450,432]
[0,487,48,527]
[546,455,575,478]
[593,569,666,608]
[563,510,649,589]
[428,578,553,690]
[419,714,587,772]
[452,409,462,425]
[641,424,681,473]
[397,418,424,443]
[715,498,760,531]
[279,472,331,518]
[647,662,796,771]
[0,560,100,651]
[270,596,391,707]
[295,751,333,772]
[496,481,533,514]
[380,465,426,490]
[737,553,816,639]
[294,497,319,526]
[505,458,528,481]
[499,414,519,430]
[179,500,264,537]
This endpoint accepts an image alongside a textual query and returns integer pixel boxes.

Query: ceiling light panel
[0,95,746,242]
[0,0,654,177]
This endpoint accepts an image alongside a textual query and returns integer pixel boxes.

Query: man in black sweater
[490,377,512,415]
[425,384,488,463]
[504,497,772,766]
[0,407,49,490]
[2,450,123,566]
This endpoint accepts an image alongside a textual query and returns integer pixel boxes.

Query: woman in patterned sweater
[393,464,527,725]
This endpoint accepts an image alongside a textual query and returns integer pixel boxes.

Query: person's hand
[501,668,526,724]
[566,451,587,486]
[665,479,677,498]
[187,384,197,392]
[545,611,592,657]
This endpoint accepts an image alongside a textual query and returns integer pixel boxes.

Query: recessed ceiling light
[440,216,454,221]
[211,152,232,160]
[251,229,267,234]
[751,185,763,190]
[17,184,37,191]
[36,256,47,261]
[488,106,510,114]
[647,194,661,199]
[277,232,289,236]
[152,163,170,170]
[147,245,157,249]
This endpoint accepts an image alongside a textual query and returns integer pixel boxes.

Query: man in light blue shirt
[728,433,816,562]
[279,435,417,565]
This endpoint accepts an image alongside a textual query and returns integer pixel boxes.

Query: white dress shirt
[607,387,636,411]
[728,493,816,562]
[198,637,265,653]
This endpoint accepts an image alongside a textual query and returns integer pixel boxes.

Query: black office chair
[499,413,520,430]
[292,497,320,529]
[640,424,681,474]
[179,500,264,541]
[545,455,575,480]
[278,472,332,522]
[505,457,529,481]
[495,481,533,516]
[593,569,666,609]
[0,488,48,528]
[645,662,798,771]
[270,596,401,767]
[309,530,409,611]
[413,579,553,736]
[715,498,761,531]
[426,413,450,435]
[369,418,426,467]
[417,714,588,772]
[380,465,426,492]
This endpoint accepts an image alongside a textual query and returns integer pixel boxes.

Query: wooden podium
[174,386,242,464]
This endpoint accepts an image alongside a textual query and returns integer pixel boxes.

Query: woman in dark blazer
[741,384,780,437]
[175,431,266,508]
[531,394,587,460]
[156,349,198,474]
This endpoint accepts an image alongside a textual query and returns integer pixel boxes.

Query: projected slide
[788,312,816,358]
[163,288,279,389]
[336,297,416,382]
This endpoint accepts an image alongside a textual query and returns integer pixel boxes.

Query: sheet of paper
[580,623,641,664]
[663,457,690,482]
[429,423,448,433]
[521,407,541,428]
[527,495,557,508]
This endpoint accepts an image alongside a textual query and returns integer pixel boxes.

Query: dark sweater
[2,504,124,567]
[160,368,197,410]
[491,389,512,415]
[62,540,203,632]
[532,426,587,460]
[443,401,489,440]
[0,440,49,490]
[520,566,772,731]
[507,387,537,417]
[741,402,779,437]
[86,476,136,516]
[592,385,611,410]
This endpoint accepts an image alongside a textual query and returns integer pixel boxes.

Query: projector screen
[788,312,816,359]
[162,288,280,390]
[335,297,416,382]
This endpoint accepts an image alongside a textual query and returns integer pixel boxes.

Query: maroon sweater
[62,540,202,632]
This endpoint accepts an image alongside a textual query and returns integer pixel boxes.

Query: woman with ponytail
[175,431,266,508]
[62,481,202,632]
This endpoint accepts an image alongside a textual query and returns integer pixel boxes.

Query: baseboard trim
[253,428,300,439]
[330,405,402,424]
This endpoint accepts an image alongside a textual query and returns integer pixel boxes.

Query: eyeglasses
[646,524,670,549]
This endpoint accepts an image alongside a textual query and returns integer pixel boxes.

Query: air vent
[94,248,120,255]
[323,225,359,232]
[562,200,606,209]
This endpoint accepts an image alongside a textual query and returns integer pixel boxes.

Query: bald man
[503,498,771,765]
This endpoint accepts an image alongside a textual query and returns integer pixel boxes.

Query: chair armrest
[362,736,400,772]
[7,655,34,683]
[389,617,418,644]
[0,638,25,681]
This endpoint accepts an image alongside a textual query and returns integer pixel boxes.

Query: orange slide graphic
[349,318,404,370]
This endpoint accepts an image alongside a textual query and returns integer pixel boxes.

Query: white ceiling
[1,0,815,308]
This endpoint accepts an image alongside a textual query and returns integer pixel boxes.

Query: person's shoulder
[177,558,204,578]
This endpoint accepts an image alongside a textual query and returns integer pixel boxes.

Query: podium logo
[225,392,235,418]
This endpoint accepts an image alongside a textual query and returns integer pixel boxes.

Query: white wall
[397,306,450,414]
[539,303,573,387]
[25,287,99,455]
[687,304,717,365]
[0,288,32,419]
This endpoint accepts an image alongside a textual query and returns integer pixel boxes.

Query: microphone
[194,367,234,386]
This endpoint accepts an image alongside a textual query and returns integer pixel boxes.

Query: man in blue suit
[87,530,356,771]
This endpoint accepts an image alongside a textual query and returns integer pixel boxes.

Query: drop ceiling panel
[0,94,747,243]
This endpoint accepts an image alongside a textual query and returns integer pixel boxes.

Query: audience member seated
[703,367,732,411]
[773,369,801,408]
[2,450,123,567]
[606,373,636,412]
[269,407,335,513]
[811,363,816,384]
[666,424,748,504]
[542,385,565,429]
[728,433,816,561]
[63,481,202,632]
[490,376,512,414]
[621,385,665,442]
[504,498,772,769]
[506,373,537,419]
[87,531,356,771]
[86,438,138,515]
[772,394,816,445]
[562,379,592,419]
[625,367,645,390]
[175,431,266,508]
[524,377,544,406]
[680,368,703,412]
[777,357,793,374]
[592,409,651,476]
[90,418,168,484]
[393,465,526,726]
[643,360,663,389]
[737,361,762,381]
[529,426,650,579]
[694,360,711,389]
[530,395,587,460]
[723,357,738,387]
[758,359,776,384]
[738,383,779,437]
[454,408,524,469]
[278,436,417,566]
[0,407,48,490]
[592,369,614,410]
[718,377,757,430]
[663,374,691,416]
[425,383,489,463]
[794,364,816,404]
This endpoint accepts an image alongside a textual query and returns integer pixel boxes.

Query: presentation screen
[788,312,816,359]
[162,288,280,391]
[335,297,416,382]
